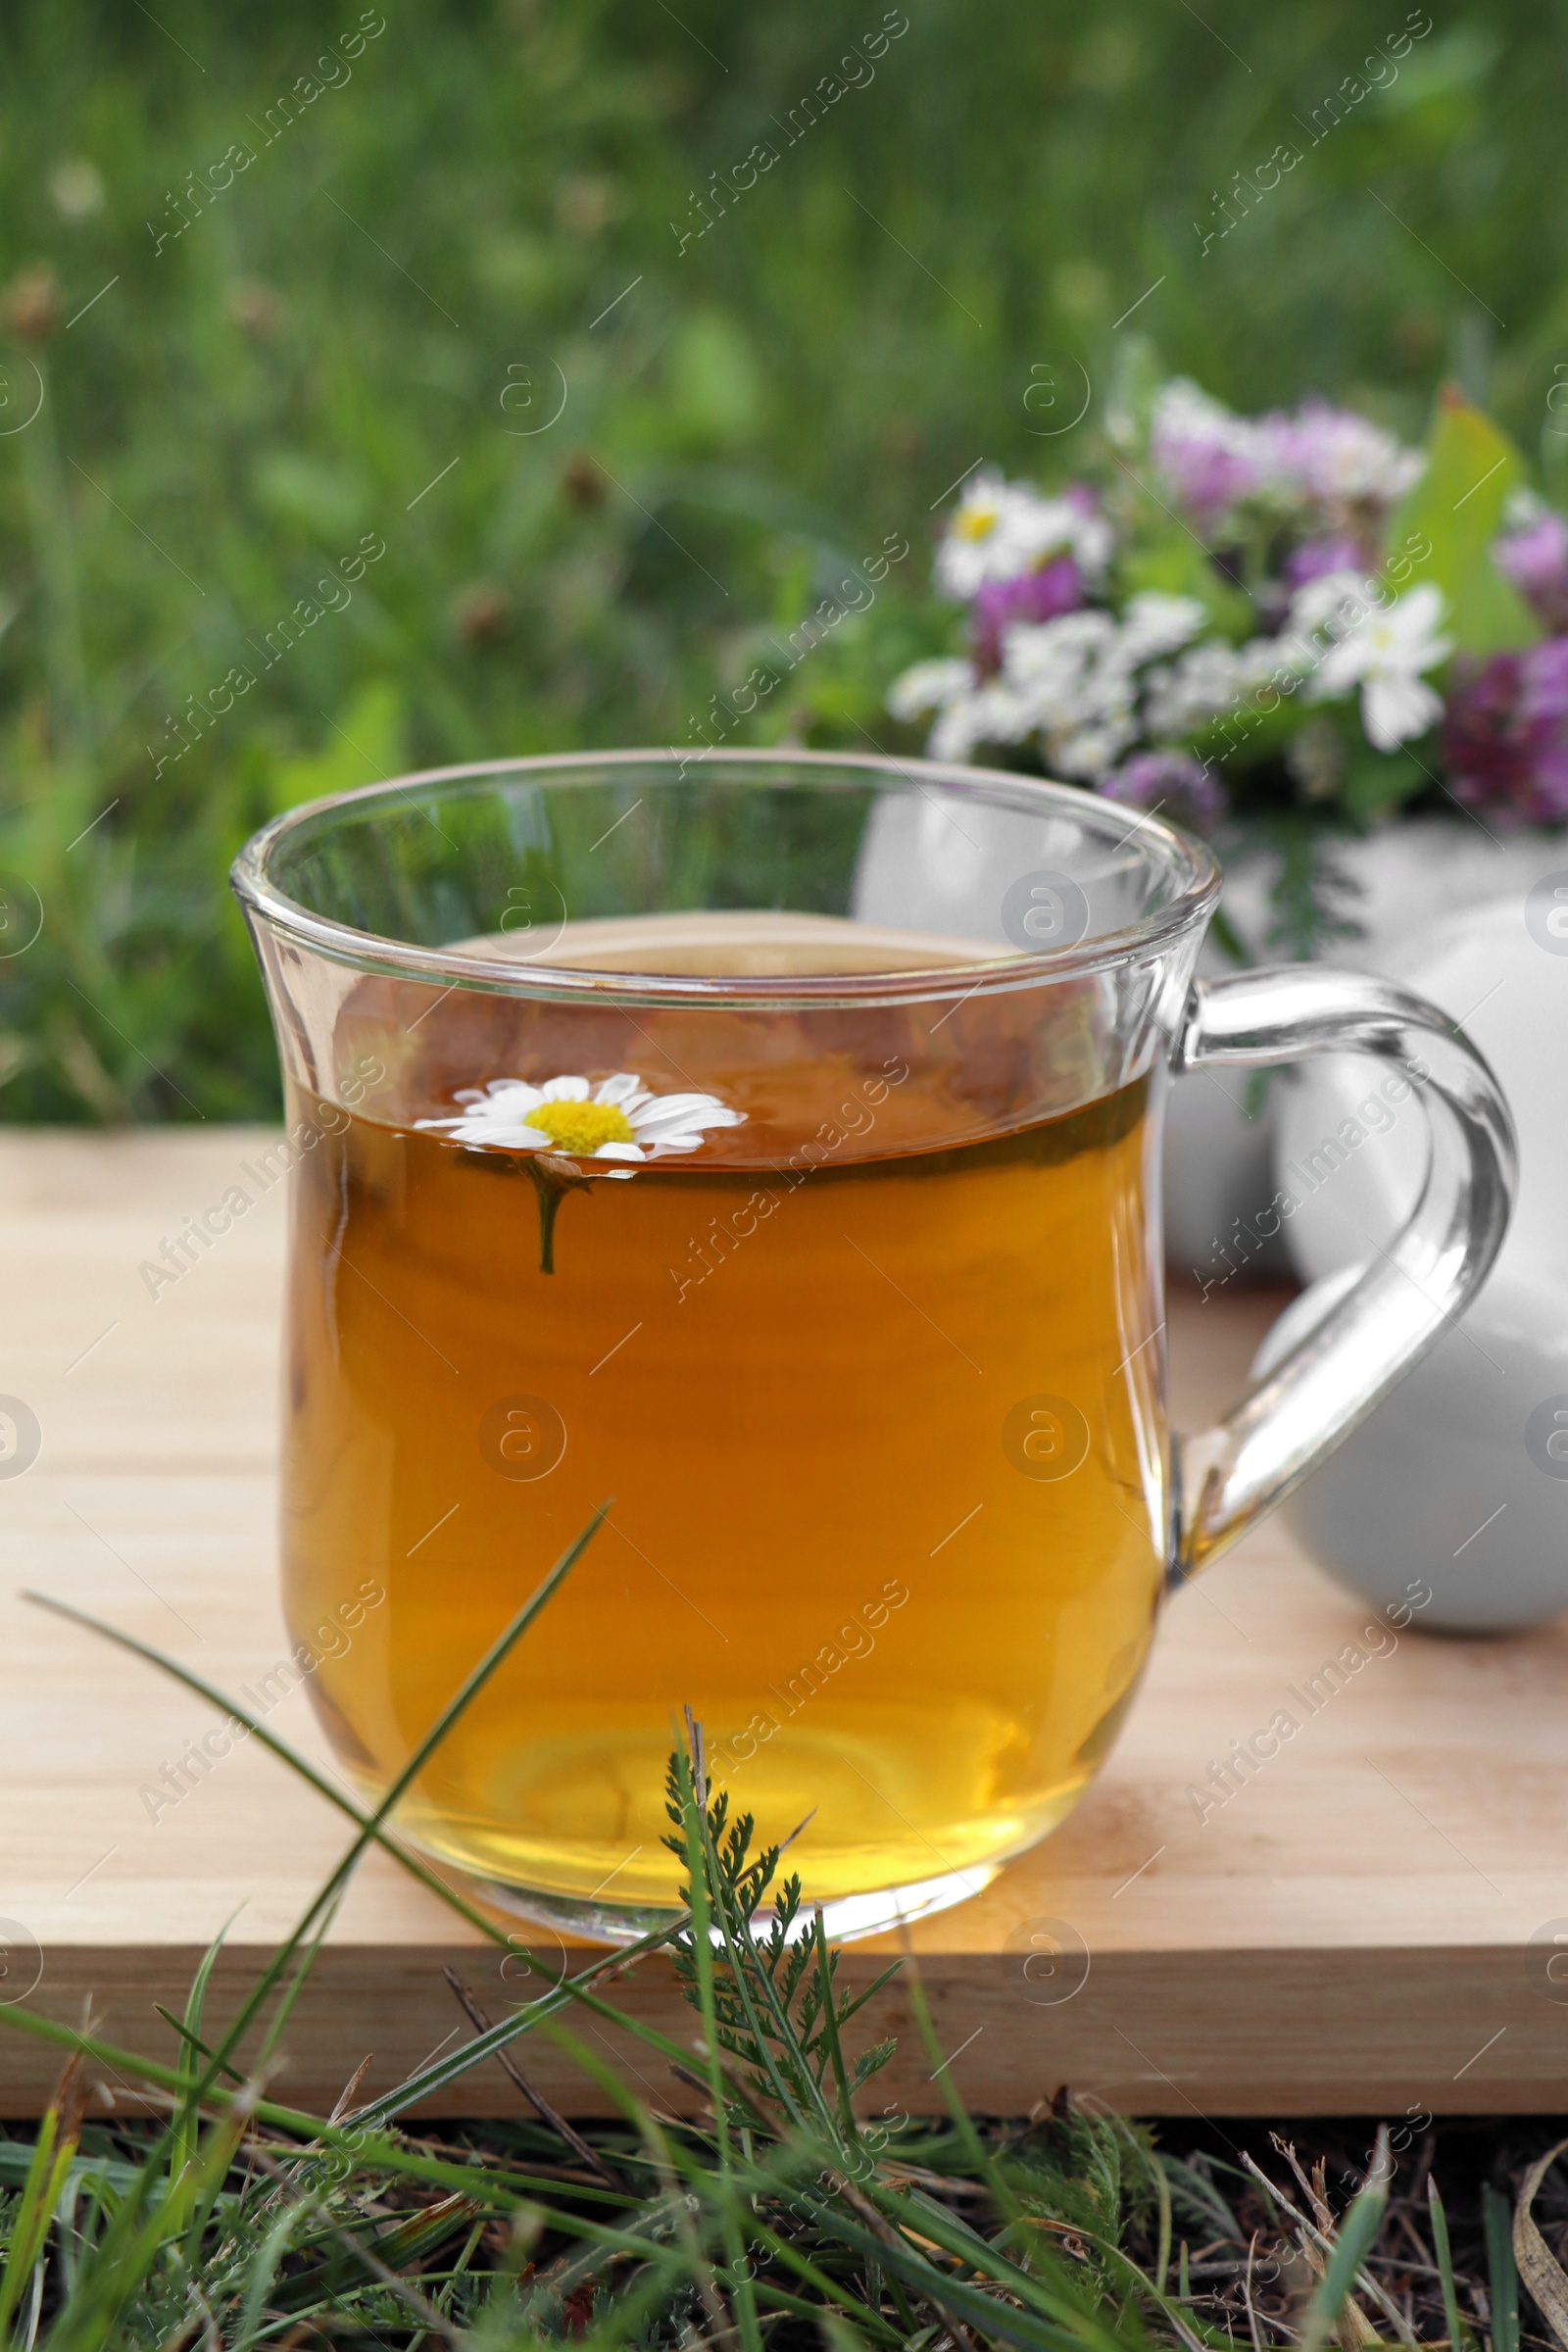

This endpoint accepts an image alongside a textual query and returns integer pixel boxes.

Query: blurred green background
[0,0,1558,1118]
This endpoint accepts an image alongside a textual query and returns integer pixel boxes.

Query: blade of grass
[1429,2176,1469,2352]
[0,2106,70,2352]
[152,2009,243,2090]
[1485,2180,1521,2352]
[1162,2153,1245,2246]
[1149,2137,1173,2297]
[172,1914,237,2196]
[249,1895,344,2082]
[23,1497,609,2125]
[1298,2130,1392,2352]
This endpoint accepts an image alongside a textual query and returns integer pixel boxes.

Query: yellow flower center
[953,502,1000,542]
[521,1099,635,1153]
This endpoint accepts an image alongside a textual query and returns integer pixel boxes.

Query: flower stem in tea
[520,1151,598,1273]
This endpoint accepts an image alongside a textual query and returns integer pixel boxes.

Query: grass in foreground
[3,1515,1568,2351]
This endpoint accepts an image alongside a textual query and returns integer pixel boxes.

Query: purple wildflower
[1100,750,1227,834]
[1150,381,1423,536]
[1285,534,1362,589]
[971,556,1081,674]
[1494,511,1568,632]
[1149,382,1262,526]
[1259,399,1423,512]
[1441,639,1568,824]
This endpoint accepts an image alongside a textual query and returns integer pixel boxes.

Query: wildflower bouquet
[888,378,1568,941]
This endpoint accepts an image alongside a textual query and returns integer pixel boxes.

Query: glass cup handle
[1170,964,1516,1580]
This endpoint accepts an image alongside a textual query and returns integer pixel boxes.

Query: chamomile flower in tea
[416,1070,745,1175]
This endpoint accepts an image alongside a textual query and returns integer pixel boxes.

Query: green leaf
[1119,519,1253,641]
[1104,329,1166,453]
[662,310,766,449]
[1385,387,1540,655]
[1339,745,1431,821]
[251,450,373,544]
[1483,2181,1520,2352]
[267,680,408,815]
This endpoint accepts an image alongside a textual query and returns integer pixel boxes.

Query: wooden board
[2,1129,1566,2122]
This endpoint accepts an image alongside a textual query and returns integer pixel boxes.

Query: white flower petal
[1390,582,1446,644]
[539,1075,590,1102]
[1117,592,1207,662]
[630,1100,745,1139]
[887,658,974,721]
[592,1141,647,1161]
[629,1091,740,1122]
[1361,671,1443,752]
[448,1121,546,1151]
[1288,569,1368,638]
[593,1072,644,1105]
[1313,636,1367,695]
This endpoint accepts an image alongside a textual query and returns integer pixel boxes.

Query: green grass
[6,1507,1568,2352]
[1,0,1567,1114]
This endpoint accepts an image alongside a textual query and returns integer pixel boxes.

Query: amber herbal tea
[281,943,1167,1917]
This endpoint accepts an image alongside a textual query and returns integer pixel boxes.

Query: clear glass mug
[231,751,1514,1941]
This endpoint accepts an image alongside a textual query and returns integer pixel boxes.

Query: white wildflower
[927,679,1038,763]
[886,659,976,722]
[935,469,1111,598]
[1143,641,1247,739]
[1001,612,1139,780]
[416,1072,744,1177]
[1309,583,1451,751]
[1115,592,1209,663]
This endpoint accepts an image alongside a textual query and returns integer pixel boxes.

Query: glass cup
[231,751,1514,1941]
